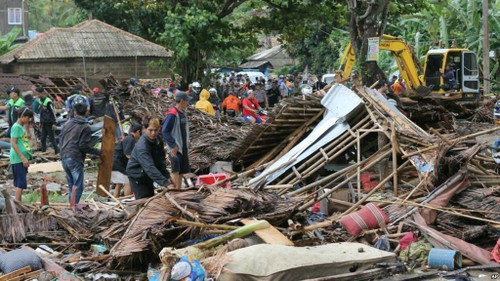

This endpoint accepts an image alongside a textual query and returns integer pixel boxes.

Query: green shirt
[10,122,32,164]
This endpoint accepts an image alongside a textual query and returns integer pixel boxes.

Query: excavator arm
[338,35,431,94]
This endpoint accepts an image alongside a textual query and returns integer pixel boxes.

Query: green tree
[0,28,21,56]
[250,1,347,75]
[29,0,84,32]
[73,0,257,82]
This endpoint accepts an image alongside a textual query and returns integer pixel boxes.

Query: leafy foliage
[0,28,21,56]
[29,0,84,32]
[73,0,257,82]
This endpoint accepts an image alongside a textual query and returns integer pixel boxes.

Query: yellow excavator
[338,34,480,99]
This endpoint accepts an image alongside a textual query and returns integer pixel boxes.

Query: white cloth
[111,171,129,184]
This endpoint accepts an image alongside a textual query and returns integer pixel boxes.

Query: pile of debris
[1,83,499,280]
[102,75,251,171]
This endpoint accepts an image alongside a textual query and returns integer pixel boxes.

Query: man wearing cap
[0,87,25,136]
[162,92,191,189]
[89,87,107,120]
[36,87,59,153]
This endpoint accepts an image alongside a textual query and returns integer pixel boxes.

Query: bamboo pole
[403,126,500,159]
[391,122,399,196]
[174,219,238,230]
[297,149,393,210]
[357,130,361,199]
[277,115,371,185]
[280,119,374,186]
[376,199,500,225]
[165,192,199,222]
[111,97,124,137]
[430,128,452,145]
[98,185,130,216]
[300,160,410,232]
[341,160,410,216]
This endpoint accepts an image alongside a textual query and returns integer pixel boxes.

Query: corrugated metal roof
[238,60,270,69]
[0,20,172,64]
[246,45,283,60]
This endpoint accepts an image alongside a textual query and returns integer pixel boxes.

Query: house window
[8,8,22,25]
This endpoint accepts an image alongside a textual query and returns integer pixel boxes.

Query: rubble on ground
[0,81,499,280]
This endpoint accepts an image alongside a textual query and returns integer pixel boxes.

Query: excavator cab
[423,49,480,100]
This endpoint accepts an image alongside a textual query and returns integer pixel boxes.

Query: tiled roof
[0,20,172,64]
[0,74,35,93]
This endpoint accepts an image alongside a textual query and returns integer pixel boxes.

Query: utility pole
[482,0,490,95]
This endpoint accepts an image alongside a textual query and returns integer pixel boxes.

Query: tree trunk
[348,0,390,86]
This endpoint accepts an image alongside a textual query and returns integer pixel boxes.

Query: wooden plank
[96,116,116,196]
[241,218,294,246]
[7,269,42,281]
[28,161,63,173]
[0,266,31,281]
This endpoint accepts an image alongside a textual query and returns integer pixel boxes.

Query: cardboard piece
[241,218,294,246]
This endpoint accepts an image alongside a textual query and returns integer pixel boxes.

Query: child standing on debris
[10,107,33,202]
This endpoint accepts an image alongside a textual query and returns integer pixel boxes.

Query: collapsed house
[0,82,499,280]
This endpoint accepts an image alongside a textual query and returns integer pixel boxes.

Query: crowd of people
[2,71,330,204]
[164,71,319,123]
[1,82,196,204]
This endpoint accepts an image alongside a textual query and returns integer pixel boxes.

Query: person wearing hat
[111,122,142,197]
[126,116,169,199]
[0,86,25,136]
[162,92,191,189]
[36,87,59,153]
[89,87,107,120]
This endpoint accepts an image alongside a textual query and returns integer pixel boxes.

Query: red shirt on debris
[242,97,260,117]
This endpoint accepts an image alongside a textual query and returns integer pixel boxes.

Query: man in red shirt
[242,90,263,124]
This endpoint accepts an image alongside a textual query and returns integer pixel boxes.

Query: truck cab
[423,49,480,99]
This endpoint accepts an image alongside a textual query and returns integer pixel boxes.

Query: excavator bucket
[415,85,433,96]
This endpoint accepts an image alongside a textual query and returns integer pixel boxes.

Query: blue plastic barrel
[427,248,462,270]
